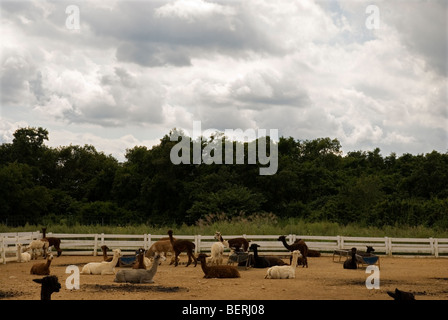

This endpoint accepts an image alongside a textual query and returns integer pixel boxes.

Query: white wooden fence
[1,231,448,264]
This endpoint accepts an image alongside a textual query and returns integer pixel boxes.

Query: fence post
[1,236,5,264]
[195,235,201,254]
[93,234,98,256]
[433,238,439,258]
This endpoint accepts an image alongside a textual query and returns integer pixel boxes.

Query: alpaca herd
[16,229,394,300]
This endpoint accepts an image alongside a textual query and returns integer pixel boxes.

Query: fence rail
[1,232,448,264]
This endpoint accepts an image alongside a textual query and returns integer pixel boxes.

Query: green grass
[1,214,447,238]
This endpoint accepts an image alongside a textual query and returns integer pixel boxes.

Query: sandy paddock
[0,254,447,301]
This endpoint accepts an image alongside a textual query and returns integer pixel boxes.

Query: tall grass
[1,213,447,238]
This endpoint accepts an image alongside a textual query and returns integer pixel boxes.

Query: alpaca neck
[41,289,52,301]
[110,252,119,266]
[199,258,209,274]
[148,256,160,273]
[252,247,259,259]
[280,237,291,251]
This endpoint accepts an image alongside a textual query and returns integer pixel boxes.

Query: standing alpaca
[33,275,61,300]
[167,230,197,267]
[209,241,225,265]
[249,243,270,268]
[114,254,165,283]
[41,227,62,257]
[197,253,240,278]
[278,235,308,268]
[343,247,358,269]
[145,239,175,264]
[214,231,250,252]
[81,248,121,275]
[265,250,301,279]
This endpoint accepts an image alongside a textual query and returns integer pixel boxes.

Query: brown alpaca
[214,231,250,252]
[41,228,62,257]
[132,248,146,269]
[30,254,54,275]
[167,230,197,267]
[278,235,308,268]
[197,253,240,278]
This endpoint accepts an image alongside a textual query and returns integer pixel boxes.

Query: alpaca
[197,253,240,278]
[214,231,250,252]
[145,239,175,264]
[357,246,375,257]
[249,243,270,268]
[208,241,225,265]
[30,254,53,275]
[278,235,308,268]
[81,248,121,275]
[114,254,165,283]
[26,239,49,260]
[167,230,197,267]
[343,248,358,269]
[387,288,415,300]
[33,275,61,300]
[265,250,301,279]
[132,248,148,269]
[17,243,31,262]
[41,227,62,257]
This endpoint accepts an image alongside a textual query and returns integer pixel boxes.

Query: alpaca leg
[186,253,192,267]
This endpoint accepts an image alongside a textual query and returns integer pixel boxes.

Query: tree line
[1,126,447,229]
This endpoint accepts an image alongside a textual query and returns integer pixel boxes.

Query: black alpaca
[33,275,61,300]
[343,247,358,269]
[249,243,270,268]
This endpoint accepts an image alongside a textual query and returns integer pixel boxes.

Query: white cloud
[0,0,446,160]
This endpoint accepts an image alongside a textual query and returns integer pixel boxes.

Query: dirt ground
[1,254,447,301]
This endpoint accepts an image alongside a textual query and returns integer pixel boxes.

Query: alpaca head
[214,231,221,240]
[167,230,174,237]
[277,235,286,241]
[366,246,375,253]
[113,249,121,257]
[101,245,109,251]
[249,243,260,251]
[197,253,208,262]
[33,275,61,296]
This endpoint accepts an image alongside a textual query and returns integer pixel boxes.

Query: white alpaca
[208,242,225,265]
[25,240,49,260]
[81,249,121,275]
[17,243,31,262]
[265,250,301,279]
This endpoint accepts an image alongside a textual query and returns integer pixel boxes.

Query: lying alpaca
[132,248,151,269]
[33,275,61,300]
[114,254,165,283]
[357,246,375,257]
[265,250,301,279]
[249,243,270,268]
[197,253,240,278]
[81,248,121,275]
[17,243,31,262]
[167,230,197,267]
[387,288,415,300]
[30,254,53,275]
[343,248,358,269]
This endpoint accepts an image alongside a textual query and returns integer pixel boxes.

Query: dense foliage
[1,127,447,229]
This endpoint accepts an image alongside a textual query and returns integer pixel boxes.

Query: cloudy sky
[1,0,447,161]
